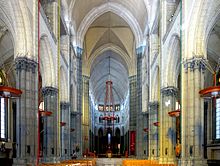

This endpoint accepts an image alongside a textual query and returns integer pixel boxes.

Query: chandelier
[102,56,116,134]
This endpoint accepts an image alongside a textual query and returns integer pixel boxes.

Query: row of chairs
[39,164,80,166]
[39,159,96,166]
[122,160,176,166]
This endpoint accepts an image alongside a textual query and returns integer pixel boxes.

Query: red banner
[130,131,136,155]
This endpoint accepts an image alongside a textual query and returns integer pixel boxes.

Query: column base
[13,158,37,166]
[60,155,71,160]
[135,155,147,159]
[180,158,207,166]
[149,156,159,160]
[41,156,60,163]
[159,157,177,164]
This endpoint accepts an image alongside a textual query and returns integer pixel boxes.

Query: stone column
[13,57,38,166]
[82,75,90,153]
[70,112,75,156]
[136,46,145,157]
[70,112,82,156]
[149,101,159,160]
[41,86,59,163]
[60,102,70,160]
[181,57,206,165]
[160,86,178,164]
[76,47,83,155]
[129,75,136,155]
[142,112,148,157]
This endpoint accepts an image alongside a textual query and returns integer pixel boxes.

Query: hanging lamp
[0,86,22,98]
[168,109,180,117]
[39,108,52,117]
[60,122,66,127]
[143,128,149,132]
[153,122,160,127]
[101,115,116,120]
[38,101,52,117]
[199,73,220,97]
[199,58,220,98]
[168,101,180,117]
[70,128,75,132]
[103,56,116,134]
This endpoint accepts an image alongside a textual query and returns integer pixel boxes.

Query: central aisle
[96,158,123,166]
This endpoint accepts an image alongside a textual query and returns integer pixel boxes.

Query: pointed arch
[77,2,143,48]
[203,3,220,58]
[40,35,55,87]
[166,34,180,87]
[10,0,33,58]
[86,43,133,76]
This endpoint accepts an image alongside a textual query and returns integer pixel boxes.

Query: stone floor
[96,158,123,166]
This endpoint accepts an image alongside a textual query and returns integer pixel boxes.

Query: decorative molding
[162,4,181,43]
[136,46,146,56]
[39,4,57,43]
[0,26,8,40]
[76,47,83,57]
[42,86,58,96]
[129,75,137,82]
[82,75,90,82]
[15,56,37,73]
[161,86,178,97]
[183,57,206,73]
[60,102,70,110]
[148,101,159,111]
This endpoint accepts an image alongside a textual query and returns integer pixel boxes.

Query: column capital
[129,75,137,81]
[42,86,58,96]
[15,56,37,73]
[71,111,82,116]
[161,86,178,97]
[148,101,159,111]
[60,101,70,110]
[76,47,83,58]
[183,56,206,73]
[136,46,146,56]
[82,75,90,82]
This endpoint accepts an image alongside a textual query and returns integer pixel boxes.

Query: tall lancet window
[0,71,6,140]
[0,97,6,139]
[216,98,220,139]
